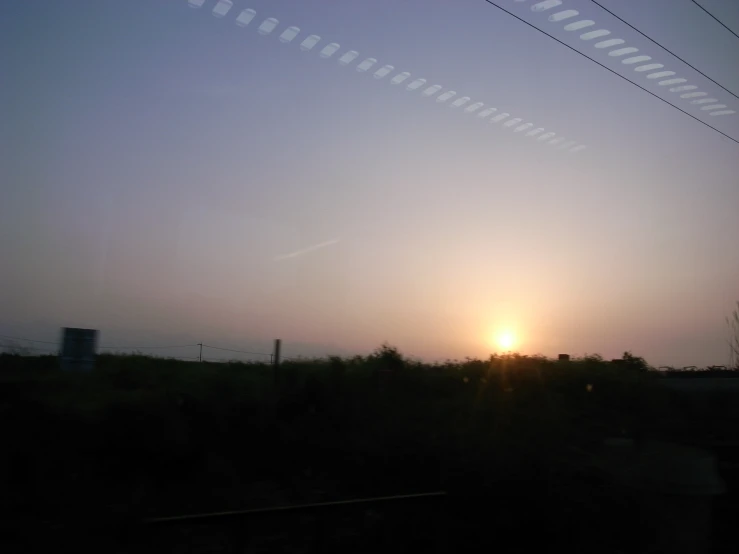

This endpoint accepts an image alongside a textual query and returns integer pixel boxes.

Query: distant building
[60,327,98,371]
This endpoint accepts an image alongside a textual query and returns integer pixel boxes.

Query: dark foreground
[2,350,739,552]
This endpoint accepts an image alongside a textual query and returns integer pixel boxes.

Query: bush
[0,345,703,526]
[368,343,405,371]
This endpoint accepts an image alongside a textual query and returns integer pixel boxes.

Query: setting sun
[496,331,517,351]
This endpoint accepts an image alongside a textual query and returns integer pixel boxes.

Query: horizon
[0,327,733,369]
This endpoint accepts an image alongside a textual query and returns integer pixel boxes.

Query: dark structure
[59,327,98,371]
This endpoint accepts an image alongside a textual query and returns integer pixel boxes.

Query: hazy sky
[2,0,739,366]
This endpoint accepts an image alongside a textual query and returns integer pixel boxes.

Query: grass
[1,346,736,552]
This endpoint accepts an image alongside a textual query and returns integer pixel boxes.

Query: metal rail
[144,491,447,527]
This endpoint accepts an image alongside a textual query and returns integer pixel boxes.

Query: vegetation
[1,346,737,552]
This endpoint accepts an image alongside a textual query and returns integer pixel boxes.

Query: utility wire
[27,346,58,353]
[201,344,272,357]
[98,343,200,350]
[0,334,268,356]
[0,334,275,360]
[202,357,266,363]
[0,334,199,351]
[691,0,739,41]
[0,345,58,354]
[480,0,739,146]
[591,0,739,101]
[0,334,59,345]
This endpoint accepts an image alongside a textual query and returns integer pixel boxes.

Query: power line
[96,351,201,359]
[0,334,199,350]
[691,0,739,41]
[591,0,739,102]
[27,345,58,352]
[480,0,739,146]
[201,344,272,357]
[0,334,268,356]
[0,344,58,354]
[0,334,59,345]
[201,357,269,364]
[0,333,281,362]
[98,343,200,350]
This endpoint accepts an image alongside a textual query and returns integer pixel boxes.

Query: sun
[496,331,517,351]
[484,325,521,353]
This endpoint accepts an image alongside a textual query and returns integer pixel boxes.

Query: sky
[1,0,738,366]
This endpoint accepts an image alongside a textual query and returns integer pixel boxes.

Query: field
[1,346,738,553]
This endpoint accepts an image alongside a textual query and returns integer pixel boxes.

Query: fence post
[273,339,281,367]
[273,339,281,386]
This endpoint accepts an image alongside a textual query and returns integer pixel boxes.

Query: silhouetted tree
[369,343,405,372]
[621,351,649,372]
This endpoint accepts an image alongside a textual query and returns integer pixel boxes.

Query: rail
[137,491,448,552]
[144,491,446,526]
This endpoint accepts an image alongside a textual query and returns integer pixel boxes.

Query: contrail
[273,239,340,261]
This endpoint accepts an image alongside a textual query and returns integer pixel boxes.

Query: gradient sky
[2,0,739,366]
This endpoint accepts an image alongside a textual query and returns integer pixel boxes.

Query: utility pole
[273,339,281,367]
[198,343,203,363]
[273,339,281,387]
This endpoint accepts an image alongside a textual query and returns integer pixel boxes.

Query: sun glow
[495,330,517,351]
